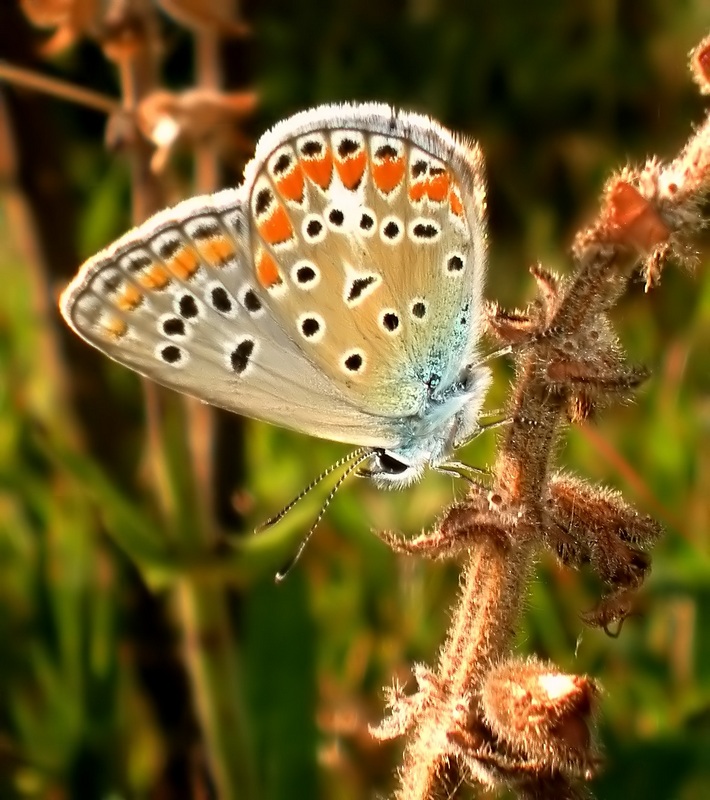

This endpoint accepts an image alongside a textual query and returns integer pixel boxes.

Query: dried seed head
[480,657,600,777]
[530,263,562,318]
[581,588,641,635]
[377,485,522,560]
[100,5,154,63]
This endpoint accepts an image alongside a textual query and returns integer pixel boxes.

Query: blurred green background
[0,1,709,798]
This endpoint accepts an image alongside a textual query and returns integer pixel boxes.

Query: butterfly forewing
[242,104,487,418]
[60,192,401,448]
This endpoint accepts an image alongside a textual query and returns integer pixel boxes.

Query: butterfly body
[60,103,491,488]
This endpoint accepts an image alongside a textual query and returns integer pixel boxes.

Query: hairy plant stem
[397,237,644,799]
[399,536,533,798]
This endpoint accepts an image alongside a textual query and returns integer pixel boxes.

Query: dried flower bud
[567,391,596,423]
[21,0,100,54]
[136,88,258,172]
[156,0,250,37]
[370,665,440,742]
[100,4,155,64]
[377,486,525,560]
[480,657,600,777]
[546,473,662,589]
[605,179,671,253]
[485,301,541,343]
[530,263,562,317]
[105,108,142,152]
[690,33,710,95]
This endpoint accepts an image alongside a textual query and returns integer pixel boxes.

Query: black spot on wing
[230,340,254,374]
[179,294,199,318]
[161,345,182,364]
[348,276,376,302]
[344,353,363,372]
[273,153,292,175]
[337,138,359,157]
[211,286,233,313]
[162,317,185,336]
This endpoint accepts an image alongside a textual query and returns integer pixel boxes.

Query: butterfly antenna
[255,447,370,533]
[274,448,373,583]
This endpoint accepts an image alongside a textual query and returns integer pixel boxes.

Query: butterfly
[60,103,492,510]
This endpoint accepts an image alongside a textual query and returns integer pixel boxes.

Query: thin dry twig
[0,60,119,113]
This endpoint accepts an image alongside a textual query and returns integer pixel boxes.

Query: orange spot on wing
[409,174,450,204]
[196,236,236,266]
[335,149,367,190]
[301,150,333,189]
[449,188,464,217]
[138,264,171,290]
[372,156,405,194]
[116,283,143,311]
[256,250,282,289]
[258,204,294,245]
[167,246,200,280]
[103,316,128,338]
[409,182,427,202]
[426,173,450,203]
[276,164,305,203]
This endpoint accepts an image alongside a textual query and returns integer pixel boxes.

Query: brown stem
[0,60,120,114]
[398,535,532,799]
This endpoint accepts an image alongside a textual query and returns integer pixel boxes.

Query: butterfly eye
[376,451,409,475]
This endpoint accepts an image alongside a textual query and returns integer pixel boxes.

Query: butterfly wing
[241,103,487,419]
[60,103,488,458]
[59,191,401,448]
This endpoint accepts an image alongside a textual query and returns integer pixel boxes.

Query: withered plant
[371,34,710,800]
[1,3,709,799]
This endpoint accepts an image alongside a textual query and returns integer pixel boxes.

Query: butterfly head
[362,362,492,488]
